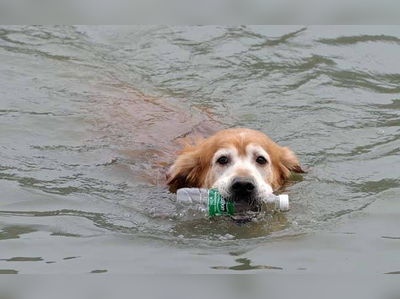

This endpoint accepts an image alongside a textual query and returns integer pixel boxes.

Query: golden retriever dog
[167,128,304,208]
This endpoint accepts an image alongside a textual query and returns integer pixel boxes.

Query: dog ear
[279,146,305,179]
[167,143,203,191]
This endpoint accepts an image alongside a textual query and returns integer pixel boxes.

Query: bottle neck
[265,194,279,203]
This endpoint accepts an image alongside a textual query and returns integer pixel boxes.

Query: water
[1,25,400,273]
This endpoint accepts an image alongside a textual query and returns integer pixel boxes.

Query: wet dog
[167,128,304,209]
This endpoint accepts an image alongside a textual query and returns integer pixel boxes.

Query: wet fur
[167,128,304,194]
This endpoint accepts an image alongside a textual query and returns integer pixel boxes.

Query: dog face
[167,128,304,205]
[209,144,276,205]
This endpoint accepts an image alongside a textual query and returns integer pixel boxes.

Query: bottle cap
[278,194,289,211]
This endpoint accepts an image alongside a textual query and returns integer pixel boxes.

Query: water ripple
[317,34,400,45]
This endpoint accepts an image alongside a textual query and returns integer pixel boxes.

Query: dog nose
[231,176,256,197]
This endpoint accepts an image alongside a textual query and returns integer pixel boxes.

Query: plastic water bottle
[174,188,289,220]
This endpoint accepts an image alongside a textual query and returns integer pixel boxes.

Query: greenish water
[0,25,399,273]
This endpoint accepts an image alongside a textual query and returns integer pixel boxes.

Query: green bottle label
[208,189,235,217]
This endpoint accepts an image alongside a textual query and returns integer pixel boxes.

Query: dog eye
[256,156,267,165]
[217,156,229,165]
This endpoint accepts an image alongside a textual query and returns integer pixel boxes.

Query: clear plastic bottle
[174,188,289,220]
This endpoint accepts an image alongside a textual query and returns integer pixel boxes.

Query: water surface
[1,25,400,273]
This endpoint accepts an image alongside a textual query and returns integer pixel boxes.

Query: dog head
[167,128,304,206]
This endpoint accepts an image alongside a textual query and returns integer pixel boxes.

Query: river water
[0,25,400,273]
